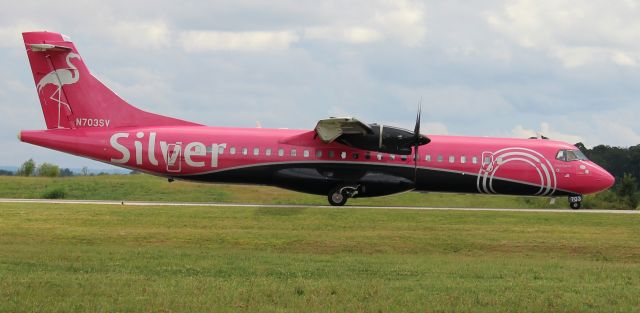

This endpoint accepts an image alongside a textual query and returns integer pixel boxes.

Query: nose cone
[592,165,615,193]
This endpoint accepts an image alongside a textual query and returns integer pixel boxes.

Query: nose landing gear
[328,185,359,206]
[568,195,583,210]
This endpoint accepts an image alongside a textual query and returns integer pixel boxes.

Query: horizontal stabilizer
[29,43,72,52]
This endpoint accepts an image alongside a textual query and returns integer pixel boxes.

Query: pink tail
[23,31,200,129]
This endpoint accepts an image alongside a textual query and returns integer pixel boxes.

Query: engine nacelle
[337,124,430,155]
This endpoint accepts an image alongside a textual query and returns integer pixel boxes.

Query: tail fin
[22,31,200,129]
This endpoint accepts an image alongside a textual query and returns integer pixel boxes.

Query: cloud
[304,0,426,46]
[106,20,171,49]
[487,0,640,68]
[305,26,382,44]
[389,85,515,122]
[423,122,448,135]
[0,21,48,48]
[177,0,427,50]
[2,0,640,169]
[373,0,426,46]
[509,122,583,144]
[179,30,299,52]
[590,117,640,147]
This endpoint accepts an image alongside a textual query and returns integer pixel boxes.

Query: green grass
[0,174,589,208]
[0,203,638,312]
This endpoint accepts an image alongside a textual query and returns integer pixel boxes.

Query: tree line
[576,143,640,182]
[576,143,638,209]
[13,159,73,177]
[2,159,116,177]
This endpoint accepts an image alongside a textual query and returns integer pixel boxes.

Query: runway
[0,198,638,214]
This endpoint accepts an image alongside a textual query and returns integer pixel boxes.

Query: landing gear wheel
[570,201,581,210]
[328,188,348,206]
[568,195,583,210]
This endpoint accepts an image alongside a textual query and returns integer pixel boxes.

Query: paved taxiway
[0,198,638,214]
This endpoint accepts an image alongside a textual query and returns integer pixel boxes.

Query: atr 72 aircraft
[19,31,614,209]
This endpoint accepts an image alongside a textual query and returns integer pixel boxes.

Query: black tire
[570,202,581,210]
[328,187,348,206]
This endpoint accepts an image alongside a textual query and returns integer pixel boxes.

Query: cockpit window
[556,149,588,162]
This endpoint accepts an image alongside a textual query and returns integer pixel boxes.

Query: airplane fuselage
[20,126,614,201]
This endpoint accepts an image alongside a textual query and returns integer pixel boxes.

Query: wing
[314,117,374,143]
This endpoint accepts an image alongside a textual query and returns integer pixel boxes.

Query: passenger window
[265,148,272,156]
[316,150,322,158]
[291,149,297,157]
[329,151,335,158]
[230,147,236,155]
[449,156,455,163]
[401,155,408,161]
[365,152,371,160]
[390,155,396,160]
[472,156,478,164]
[303,150,310,158]
[218,146,225,154]
[353,153,359,159]
[484,156,492,165]
[425,154,431,162]
[340,152,347,159]
[242,147,248,155]
[278,148,284,157]
[437,155,443,162]
[253,147,260,156]
[460,156,466,164]
[377,153,383,160]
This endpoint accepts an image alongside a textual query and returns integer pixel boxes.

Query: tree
[575,142,588,155]
[16,159,36,176]
[37,163,60,177]
[81,166,89,176]
[59,168,74,177]
[617,173,638,209]
[0,169,14,176]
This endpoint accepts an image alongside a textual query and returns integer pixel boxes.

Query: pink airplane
[19,31,614,209]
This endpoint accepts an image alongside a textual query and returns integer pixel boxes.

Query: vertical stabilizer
[23,31,200,129]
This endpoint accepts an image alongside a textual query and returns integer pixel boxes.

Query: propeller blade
[414,101,421,138]
[413,100,422,183]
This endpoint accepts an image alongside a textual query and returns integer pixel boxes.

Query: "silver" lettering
[109,132,225,169]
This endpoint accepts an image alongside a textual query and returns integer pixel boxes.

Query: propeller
[412,99,430,183]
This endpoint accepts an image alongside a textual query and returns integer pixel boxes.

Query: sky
[1,0,639,169]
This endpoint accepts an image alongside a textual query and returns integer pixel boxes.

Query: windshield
[556,149,589,162]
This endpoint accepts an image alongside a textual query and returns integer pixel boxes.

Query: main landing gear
[328,185,359,206]
[568,195,583,210]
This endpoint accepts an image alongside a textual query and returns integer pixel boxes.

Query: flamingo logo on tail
[36,52,81,128]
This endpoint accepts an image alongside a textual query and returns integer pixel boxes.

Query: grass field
[0,202,638,312]
[0,174,592,209]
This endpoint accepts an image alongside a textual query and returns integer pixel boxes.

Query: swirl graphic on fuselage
[476,147,557,196]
